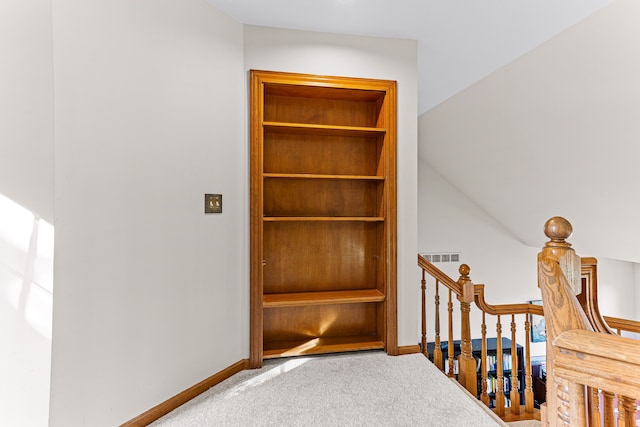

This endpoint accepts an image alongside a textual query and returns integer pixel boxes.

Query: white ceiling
[206,0,612,114]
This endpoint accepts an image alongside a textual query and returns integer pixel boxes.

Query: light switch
[205,194,222,213]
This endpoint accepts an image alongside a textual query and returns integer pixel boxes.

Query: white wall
[420,0,640,264]
[597,257,636,319]
[418,159,638,357]
[0,1,54,426]
[636,264,640,320]
[0,0,54,222]
[418,0,640,350]
[418,162,540,303]
[418,161,545,354]
[243,25,420,346]
[50,1,246,425]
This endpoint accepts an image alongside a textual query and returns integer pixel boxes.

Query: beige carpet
[152,351,509,426]
[507,421,542,427]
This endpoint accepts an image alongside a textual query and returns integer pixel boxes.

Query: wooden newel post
[538,217,589,427]
[457,264,478,398]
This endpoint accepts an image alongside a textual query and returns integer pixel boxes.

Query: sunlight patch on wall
[0,193,54,338]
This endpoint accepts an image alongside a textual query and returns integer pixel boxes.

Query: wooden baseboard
[397,344,421,355]
[120,359,249,427]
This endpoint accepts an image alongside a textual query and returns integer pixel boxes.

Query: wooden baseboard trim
[121,359,249,427]
[397,344,421,355]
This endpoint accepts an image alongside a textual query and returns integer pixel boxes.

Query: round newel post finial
[542,216,574,254]
[544,216,573,242]
[459,264,470,279]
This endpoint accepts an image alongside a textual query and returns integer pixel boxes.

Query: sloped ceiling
[422,0,640,262]
[207,0,611,113]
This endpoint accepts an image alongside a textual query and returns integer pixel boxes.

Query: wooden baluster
[457,265,477,397]
[602,390,615,427]
[447,288,455,378]
[524,316,534,414]
[618,394,626,427]
[589,388,601,427]
[481,311,490,407]
[421,270,428,358]
[556,377,571,427]
[495,315,505,416]
[568,382,587,427]
[510,314,520,415]
[619,395,637,427]
[434,280,443,370]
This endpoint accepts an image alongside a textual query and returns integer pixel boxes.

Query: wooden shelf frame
[263,216,385,222]
[250,70,397,368]
[263,121,387,137]
[263,289,386,308]
[264,173,385,181]
[263,335,386,359]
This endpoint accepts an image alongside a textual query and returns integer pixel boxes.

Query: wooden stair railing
[538,216,640,427]
[418,255,543,422]
[473,286,544,421]
[577,256,640,427]
[419,217,640,425]
[581,257,640,336]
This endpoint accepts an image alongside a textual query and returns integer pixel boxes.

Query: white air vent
[420,252,461,263]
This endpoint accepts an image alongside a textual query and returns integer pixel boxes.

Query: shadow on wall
[0,193,54,426]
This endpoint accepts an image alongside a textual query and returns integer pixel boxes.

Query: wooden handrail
[538,216,640,427]
[419,216,640,426]
[603,315,640,335]
[419,256,541,421]
[578,257,616,335]
[474,285,544,316]
[553,329,640,421]
[418,254,462,295]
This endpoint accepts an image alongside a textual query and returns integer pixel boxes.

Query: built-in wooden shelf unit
[250,70,397,367]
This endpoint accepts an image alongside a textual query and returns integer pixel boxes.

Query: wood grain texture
[554,330,640,399]
[577,258,616,335]
[263,177,383,217]
[604,315,640,334]
[263,289,385,308]
[250,70,265,368]
[263,303,381,342]
[397,344,421,355]
[383,80,398,355]
[263,127,384,176]
[120,359,249,427]
[263,336,385,358]
[537,216,640,427]
[474,285,544,316]
[263,221,381,294]
[251,69,397,364]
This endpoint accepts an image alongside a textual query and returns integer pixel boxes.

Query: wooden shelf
[263,289,385,308]
[263,121,386,137]
[264,83,386,101]
[264,173,385,181]
[263,216,385,222]
[251,70,397,367]
[263,335,385,359]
